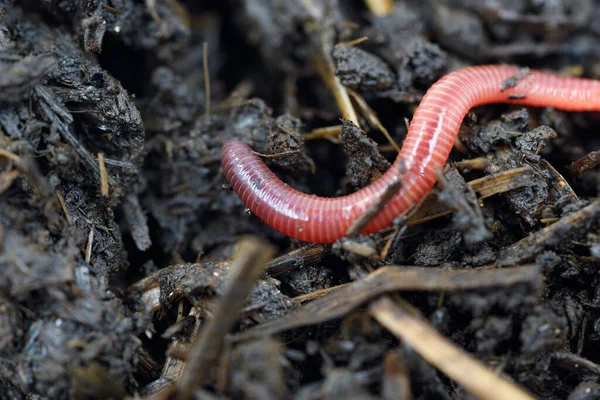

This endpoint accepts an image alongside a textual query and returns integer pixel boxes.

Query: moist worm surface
[221,65,600,243]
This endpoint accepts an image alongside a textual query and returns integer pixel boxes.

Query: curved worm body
[221,65,600,243]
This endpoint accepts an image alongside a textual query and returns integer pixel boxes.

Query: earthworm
[221,65,600,243]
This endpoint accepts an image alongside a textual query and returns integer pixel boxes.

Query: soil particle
[340,119,390,189]
[333,44,395,92]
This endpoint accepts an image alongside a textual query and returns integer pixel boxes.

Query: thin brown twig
[56,191,72,224]
[176,237,276,399]
[346,162,404,237]
[232,264,541,342]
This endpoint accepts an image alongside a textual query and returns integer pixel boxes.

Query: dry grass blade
[85,227,94,264]
[176,236,276,399]
[349,89,400,152]
[98,153,109,196]
[233,264,541,341]
[0,148,21,162]
[304,125,342,141]
[370,297,535,400]
[313,32,359,125]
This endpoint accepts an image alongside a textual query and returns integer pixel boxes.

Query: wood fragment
[232,264,541,341]
[370,297,534,400]
[531,157,577,199]
[161,306,202,383]
[552,351,600,375]
[176,237,276,399]
[567,150,600,177]
[498,200,600,266]
[453,157,489,172]
[469,166,533,199]
[98,153,109,196]
[265,243,330,276]
[55,190,72,224]
[408,166,533,226]
[85,227,94,264]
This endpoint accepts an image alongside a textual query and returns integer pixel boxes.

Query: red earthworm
[221,65,600,243]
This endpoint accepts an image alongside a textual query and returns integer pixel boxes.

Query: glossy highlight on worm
[221,65,600,243]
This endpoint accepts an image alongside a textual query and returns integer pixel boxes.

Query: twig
[498,200,600,266]
[56,190,72,224]
[567,150,600,177]
[232,264,541,342]
[176,237,276,399]
[553,351,600,375]
[265,243,331,276]
[346,162,404,238]
[0,148,21,162]
[370,297,535,400]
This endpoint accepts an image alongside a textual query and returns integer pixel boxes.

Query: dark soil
[1,0,600,399]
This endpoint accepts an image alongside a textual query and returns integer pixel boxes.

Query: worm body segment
[221,65,600,243]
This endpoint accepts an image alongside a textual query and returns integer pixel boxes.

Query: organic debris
[3,1,600,399]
